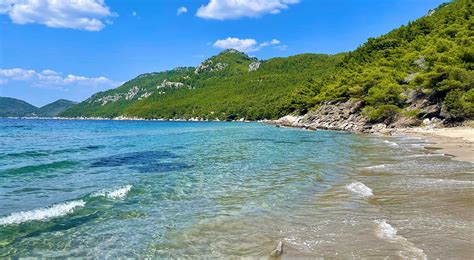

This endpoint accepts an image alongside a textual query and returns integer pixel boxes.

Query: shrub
[362,105,401,123]
[441,89,470,120]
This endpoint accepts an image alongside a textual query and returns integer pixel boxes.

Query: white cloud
[132,11,137,16]
[260,39,281,47]
[213,37,258,52]
[197,0,299,20]
[177,6,188,16]
[0,0,116,31]
[0,68,120,90]
[213,37,283,52]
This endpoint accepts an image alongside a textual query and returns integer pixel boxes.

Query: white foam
[384,140,399,146]
[92,185,133,199]
[346,182,373,198]
[375,220,427,259]
[406,153,445,158]
[375,219,398,239]
[0,200,85,226]
[404,178,474,189]
[366,164,386,170]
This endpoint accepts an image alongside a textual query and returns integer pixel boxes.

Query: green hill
[62,0,472,123]
[61,50,344,120]
[33,99,78,117]
[0,97,77,118]
[0,97,37,117]
[288,0,473,123]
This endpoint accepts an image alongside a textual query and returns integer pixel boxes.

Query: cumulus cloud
[177,6,188,16]
[213,38,258,52]
[0,0,116,31]
[213,37,283,52]
[197,0,299,20]
[0,68,120,90]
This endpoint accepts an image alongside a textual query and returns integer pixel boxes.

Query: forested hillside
[287,0,473,123]
[0,97,77,117]
[34,99,78,117]
[61,50,344,120]
[62,0,472,123]
[0,97,37,117]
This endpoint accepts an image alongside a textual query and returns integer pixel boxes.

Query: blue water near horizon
[0,118,472,258]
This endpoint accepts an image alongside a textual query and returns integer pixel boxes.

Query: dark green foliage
[62,51,344,120]
[292,0,473,121]
[0,97,37,117]
[442,89,474,120]
[0,97,78,117]
[33,99,78,117]
[62,0,473,122]
[362,105,401,123]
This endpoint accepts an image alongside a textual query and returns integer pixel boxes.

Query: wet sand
[397,127,474,163]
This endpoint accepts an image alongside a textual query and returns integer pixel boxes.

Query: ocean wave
[384,140,399,146]
[365,164,386,170]
[92,185,133,200]
[0,200,85,226]
[405,153,445,158]
[346,182,373,197]
[399,178,474,189]
[375,220,427,259]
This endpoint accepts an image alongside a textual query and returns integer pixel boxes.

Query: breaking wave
[384,140,399,146]
[92,185,133,200]
[375,220,427,259]
[0,200,85,226]
[346,182,373,198]
[365,164,386,170]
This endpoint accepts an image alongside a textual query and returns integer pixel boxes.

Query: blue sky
[0,0,447,106]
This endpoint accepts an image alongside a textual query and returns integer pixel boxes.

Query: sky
[0,0,448,107]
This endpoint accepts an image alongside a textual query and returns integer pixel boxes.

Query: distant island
[0,97,77,118]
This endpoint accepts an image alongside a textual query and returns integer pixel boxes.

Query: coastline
[395,127,474,163]
[3,116,473,163]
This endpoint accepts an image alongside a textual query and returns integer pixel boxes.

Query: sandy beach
[397,127,474,163]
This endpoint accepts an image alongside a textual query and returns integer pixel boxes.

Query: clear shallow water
[0,119,472,258]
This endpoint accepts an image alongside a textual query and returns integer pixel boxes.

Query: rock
[403,72,420,84]
[248,61,261,72]
[270,241,283,257]
[414,56,428,70]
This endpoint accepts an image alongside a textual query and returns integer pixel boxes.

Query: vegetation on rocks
[61,51,344,120]
[61,0,472,124]
[288,0,473,123]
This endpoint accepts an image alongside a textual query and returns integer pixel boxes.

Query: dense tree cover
[0,97,77,117]
[287,0,473,122]
[33,99,77,117]
[62,0,472,122]
[0,97,37,117]
[61,51,344,120]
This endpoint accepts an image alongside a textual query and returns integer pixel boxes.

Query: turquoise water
[0,119,472,258]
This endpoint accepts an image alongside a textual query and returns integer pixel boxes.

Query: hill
[60,50,344,120]
[33,99,78,117]
[62,0,472,125]
[0,97,37,117]
[287,0,473,125]
[0,97,77,118]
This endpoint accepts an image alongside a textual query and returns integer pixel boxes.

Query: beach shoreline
[395,127,474,163]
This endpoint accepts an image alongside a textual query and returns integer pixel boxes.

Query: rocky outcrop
[194,60,228,74]
[272,98,449,134]
[273,101,369,131]
[273,101,391,133]
[248,61,261,72]
[157,80,190,89]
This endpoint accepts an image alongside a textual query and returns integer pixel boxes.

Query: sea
[0,118,472,258]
